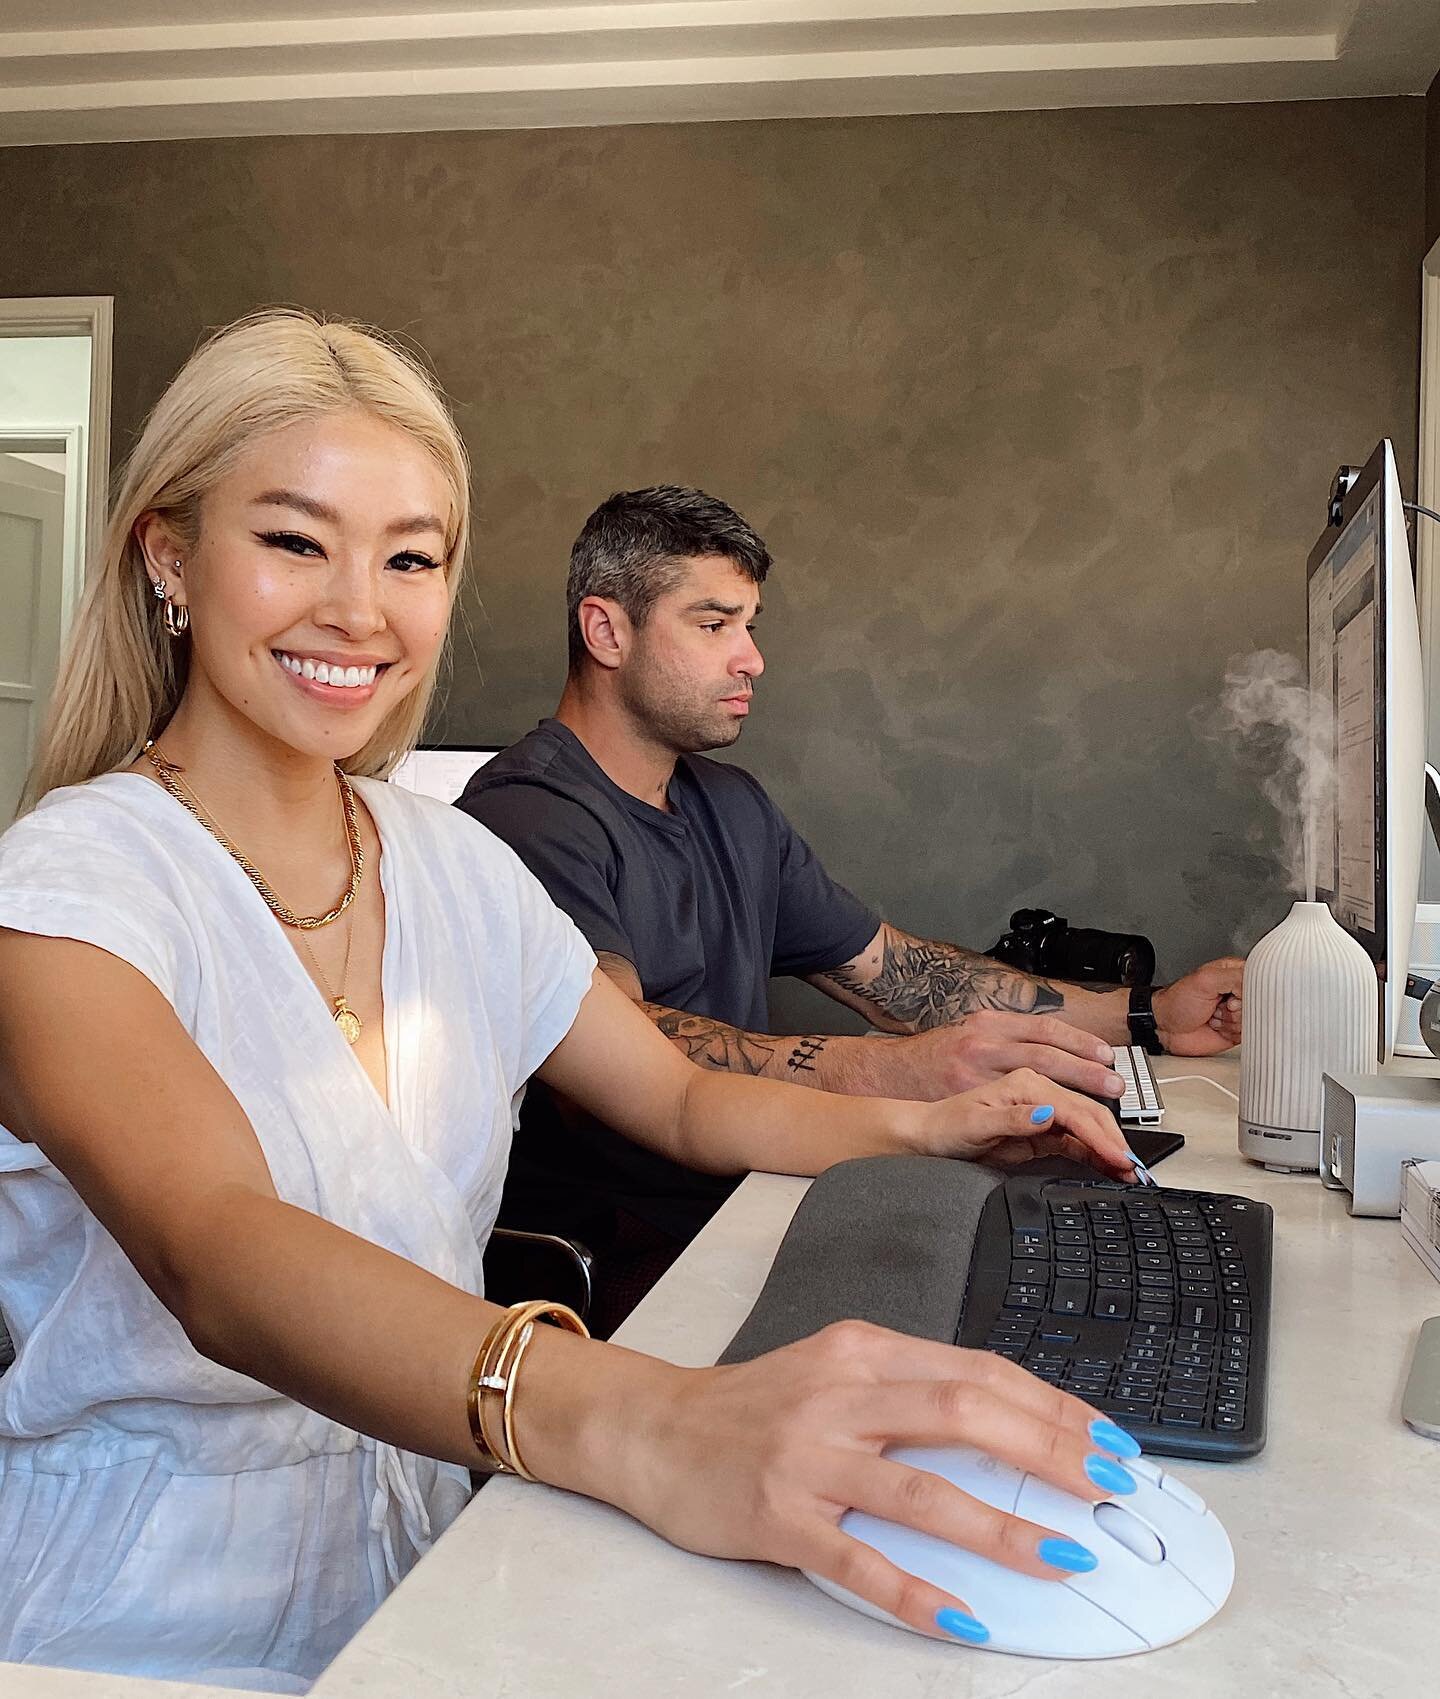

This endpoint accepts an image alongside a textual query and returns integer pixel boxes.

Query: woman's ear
[134,512,187,603]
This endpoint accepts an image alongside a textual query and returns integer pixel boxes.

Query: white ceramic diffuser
[1238,900,1377,1171]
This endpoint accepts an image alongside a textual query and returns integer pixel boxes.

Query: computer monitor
[1307,439,1426,1063]
[389,743,500,805]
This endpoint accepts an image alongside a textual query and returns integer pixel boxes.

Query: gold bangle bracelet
[466,1300,589,1477]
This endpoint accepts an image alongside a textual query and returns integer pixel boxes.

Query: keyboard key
[1225,1310,1251,1333]
[1116,1382,1159,1401]
[1094,1292,1132,1320]
[1181,1301,1219,1329]
[1128,1322,1172,1342]
[1214,1413,1246,1430]
[1055,1230,1089,1245]
[1097,1256,1131,1272]
[1181,1282,1218,1298]
[1097,1272,1133,1289]
[1159,1407,1203,1427]
[1051,1282,1090,1316]
[1137,1254,1172,1271]
[1004,1289,1043,1310]
[1039,1326,1080,1344]
[1162,1390,1207,1409]
[1103,1399,1155,1418]
[1010,1260,1050,1283]
[1012,1232,1047,1258]
[1136,1303,1173,1322]
[1138,1272,1173,1289]
[1223,1278,1249,1295]
[1126,1344,1164,1363]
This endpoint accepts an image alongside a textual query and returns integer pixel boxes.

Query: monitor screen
[1307,439,1426,1062]
[389,745,499,805]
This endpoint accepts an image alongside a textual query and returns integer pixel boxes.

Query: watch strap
[1127,983,1165,1055]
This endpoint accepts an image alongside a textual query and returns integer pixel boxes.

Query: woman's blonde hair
[23,307,470,810]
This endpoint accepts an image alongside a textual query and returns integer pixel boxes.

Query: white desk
[313,1057,1440,1699]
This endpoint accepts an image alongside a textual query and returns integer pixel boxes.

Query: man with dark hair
[459,485,1242,1331]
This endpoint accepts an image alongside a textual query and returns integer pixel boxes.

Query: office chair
[482,1227,594,1323]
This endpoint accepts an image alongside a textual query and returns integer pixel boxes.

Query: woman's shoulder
[0,772,173,881]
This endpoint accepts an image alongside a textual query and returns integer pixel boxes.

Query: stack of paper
[1400,1159,1440,1285]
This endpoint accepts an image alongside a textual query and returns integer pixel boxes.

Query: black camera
[989,907,1156,987]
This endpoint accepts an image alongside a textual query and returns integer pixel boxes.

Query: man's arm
[807,924,1245,1058]
[595,951,1121,1102]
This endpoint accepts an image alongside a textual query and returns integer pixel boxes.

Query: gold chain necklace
[141,740,367,1043]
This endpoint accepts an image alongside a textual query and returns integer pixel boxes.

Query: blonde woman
[0,310,1142,1693]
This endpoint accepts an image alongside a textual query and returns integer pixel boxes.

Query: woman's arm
[0,931,1137,1643]
[538,966,1136,1182]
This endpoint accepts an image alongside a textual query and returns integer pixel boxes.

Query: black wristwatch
[1127,983,1165,1055]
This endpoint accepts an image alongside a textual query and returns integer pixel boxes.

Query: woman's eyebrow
[251,488,445,538]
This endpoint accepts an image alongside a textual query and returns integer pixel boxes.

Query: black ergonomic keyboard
[956,1173,1272,1460]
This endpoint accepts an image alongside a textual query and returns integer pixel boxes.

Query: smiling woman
[0,309,1139,1693]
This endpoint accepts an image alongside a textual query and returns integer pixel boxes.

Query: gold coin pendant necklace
[142,740,367,1044]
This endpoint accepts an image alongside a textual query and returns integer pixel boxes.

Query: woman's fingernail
[1126,1151,1157,1187]
[1030,1105,1055,1124]
[1038,1536,1100,1573]
[1106,1072,1125,1093]
[935,1607,991,1643]
[1085,1453,1138,1496]
[1088,1417,1142,1459]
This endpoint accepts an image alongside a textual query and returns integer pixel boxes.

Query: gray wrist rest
[717,1154,1005,1364]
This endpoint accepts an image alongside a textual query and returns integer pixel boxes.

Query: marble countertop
[10,1057,1440,1697]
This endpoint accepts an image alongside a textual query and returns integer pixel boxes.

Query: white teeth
[278,652,379,688]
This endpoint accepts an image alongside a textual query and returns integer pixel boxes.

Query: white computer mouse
[806,1445,1233,1657]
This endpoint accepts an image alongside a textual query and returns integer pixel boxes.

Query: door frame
[0,296,112,589]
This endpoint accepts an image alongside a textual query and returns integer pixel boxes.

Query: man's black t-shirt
[457,719,878,1245]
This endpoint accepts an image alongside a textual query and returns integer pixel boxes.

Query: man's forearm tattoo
[641,1004,831,1079]
[787,1036,828,1074]
[821,929,1064,1031]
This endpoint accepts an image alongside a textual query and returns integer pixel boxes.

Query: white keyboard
[1113,1044,1165,1124]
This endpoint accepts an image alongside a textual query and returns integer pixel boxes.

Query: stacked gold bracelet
[467,1300,589,1480]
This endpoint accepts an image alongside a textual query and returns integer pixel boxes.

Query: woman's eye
[389,552,441,573]
[258,530,323,557]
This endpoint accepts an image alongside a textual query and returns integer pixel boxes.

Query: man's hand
[878,1013,1124,1103]
[1153,959,1244,1056]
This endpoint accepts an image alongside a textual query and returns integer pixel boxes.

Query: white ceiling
[1,0,1437,146]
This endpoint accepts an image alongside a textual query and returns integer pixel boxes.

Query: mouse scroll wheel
[1093,1501,1166,1565]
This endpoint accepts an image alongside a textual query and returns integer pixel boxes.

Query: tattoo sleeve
[816,925,1064,1032]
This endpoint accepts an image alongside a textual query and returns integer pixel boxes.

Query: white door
[0,453,66,825]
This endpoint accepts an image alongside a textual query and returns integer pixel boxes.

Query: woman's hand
[603,1321,1140,1644]
[911,1067,1138,1182]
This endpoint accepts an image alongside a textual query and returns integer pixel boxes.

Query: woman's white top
[0,773,596,1693]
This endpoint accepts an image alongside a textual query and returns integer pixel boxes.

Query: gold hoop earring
[163,597,190,638]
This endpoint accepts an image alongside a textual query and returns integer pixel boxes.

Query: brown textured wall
[0,100,1424,1028]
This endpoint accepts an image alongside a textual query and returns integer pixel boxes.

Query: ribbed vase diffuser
[1238,900,1377,1171]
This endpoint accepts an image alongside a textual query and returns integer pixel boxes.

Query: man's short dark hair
[567,486,771,671]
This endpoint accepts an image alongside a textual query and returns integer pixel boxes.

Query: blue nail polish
[1038,1536,1099,1573]
[1125,1151,1157,1188]
[1085,1453,1138,1496]
[1088,1417,1142,1459]
[935,1607,990,1643]
[1030,1105,1055,1124]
